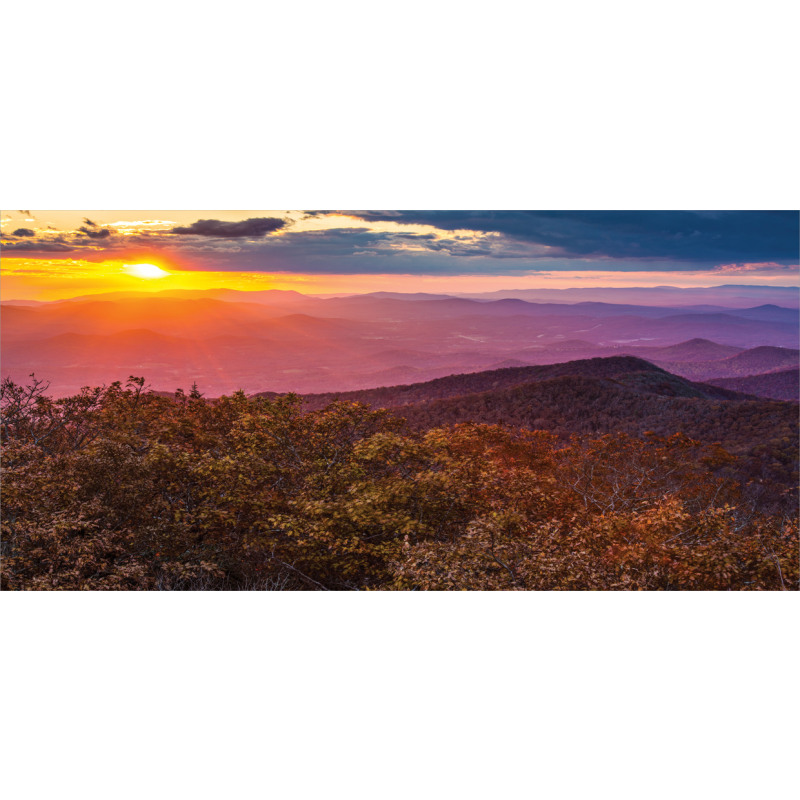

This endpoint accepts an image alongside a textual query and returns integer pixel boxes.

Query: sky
[1,210,798,300]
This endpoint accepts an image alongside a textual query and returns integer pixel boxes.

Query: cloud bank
[2,211,797,278]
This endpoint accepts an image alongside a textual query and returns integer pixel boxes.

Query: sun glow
[124,263,170,279]
[3,255,798,304]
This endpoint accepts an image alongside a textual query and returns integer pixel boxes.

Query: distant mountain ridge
[656,346,800,381]
[10,283,794,308]
[2,289,797,396]
[626,338,743,361]
[448,284,800,308]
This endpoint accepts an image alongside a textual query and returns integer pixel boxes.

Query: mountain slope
[295,357,797,492]
[393,375,798,498]
[706,368,799,401]
[297,356,747,411]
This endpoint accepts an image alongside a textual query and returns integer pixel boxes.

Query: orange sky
[2,256,798,302]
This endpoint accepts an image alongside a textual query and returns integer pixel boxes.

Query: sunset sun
[124,263,170,279]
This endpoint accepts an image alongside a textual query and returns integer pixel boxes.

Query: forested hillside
[2,372,796,591]
[707,369,800,401]
[297,357,797,488]
[297,356,744,411]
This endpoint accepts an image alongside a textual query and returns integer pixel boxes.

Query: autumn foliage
[1,376,796,590]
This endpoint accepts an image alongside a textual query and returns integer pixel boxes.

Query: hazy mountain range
[2,285,797,398]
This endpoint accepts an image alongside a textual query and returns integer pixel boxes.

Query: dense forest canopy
[2,373,796,591]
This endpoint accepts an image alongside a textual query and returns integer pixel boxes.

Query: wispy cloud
[712,262,799,274]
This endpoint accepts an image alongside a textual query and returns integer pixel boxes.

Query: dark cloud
[0,239,74,252]
[12,228,35,237]
[78,226,113,239]
[171,217,287,238]
[83,218,98,227]
[393,232,438,241]
[341,211,800,265]
[18,210,31,217]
